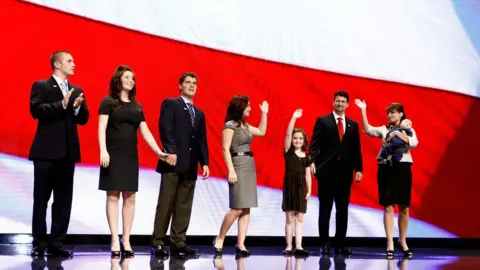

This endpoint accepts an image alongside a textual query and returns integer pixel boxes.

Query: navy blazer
[156,97,209,180]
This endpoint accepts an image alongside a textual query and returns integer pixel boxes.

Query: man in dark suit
[151,72,209,257]
[309,90,363,255]
[29,51,89,257]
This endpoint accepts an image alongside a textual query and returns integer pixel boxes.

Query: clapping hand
[62,89,74,107]
[73,92,84,108]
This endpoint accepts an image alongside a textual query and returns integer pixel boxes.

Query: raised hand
[292,109,303,119]
[259,101,269,113]
[354,99,367,110]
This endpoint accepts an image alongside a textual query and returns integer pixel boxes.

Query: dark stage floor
[1,244,480,269]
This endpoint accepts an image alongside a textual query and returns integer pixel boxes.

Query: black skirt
[377,162,412,207]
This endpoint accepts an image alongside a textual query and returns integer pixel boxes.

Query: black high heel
[111,241,121,258]
[111,250,121,258]
[213,237,223,256]
[386,249,394,259]
[396,241,413,257]
[235,245,250,257]
[120,241,135,258]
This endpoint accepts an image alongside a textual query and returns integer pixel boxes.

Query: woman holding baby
[355,100,418,259]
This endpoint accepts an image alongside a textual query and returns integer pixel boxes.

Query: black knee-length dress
[98,96,145,192]
[282,148,311,213]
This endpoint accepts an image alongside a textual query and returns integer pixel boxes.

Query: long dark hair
[109,65,138,107]
[225,95,250,126]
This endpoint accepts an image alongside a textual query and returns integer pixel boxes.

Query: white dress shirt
[332,111,346,133]
[181,95,195,117]
[52,74,80,115]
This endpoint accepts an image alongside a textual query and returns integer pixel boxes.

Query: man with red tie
[309,90,363,256]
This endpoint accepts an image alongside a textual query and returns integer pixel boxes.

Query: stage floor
[1,244,480,269]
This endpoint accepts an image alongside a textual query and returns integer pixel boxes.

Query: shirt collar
[52,74,68,86]
[332,111,345,121]
[180,95,193,106]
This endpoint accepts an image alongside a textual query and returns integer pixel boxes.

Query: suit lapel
[178,97,194,131]
[328,113,341,142]
[193,107,200,128]
[48,77,65,100]
[343,118,354,141]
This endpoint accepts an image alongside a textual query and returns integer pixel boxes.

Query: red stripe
[1,0,480,237]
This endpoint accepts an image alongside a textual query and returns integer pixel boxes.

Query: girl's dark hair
[292,128,309,151]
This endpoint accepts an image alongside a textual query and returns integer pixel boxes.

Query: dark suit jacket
[156,97,209,180]
[28,76,89,162]
[309,113,362,180]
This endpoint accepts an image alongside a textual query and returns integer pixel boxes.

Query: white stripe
[25,0,480,97]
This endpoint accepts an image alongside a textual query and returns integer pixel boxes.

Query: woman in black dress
[98,65,168,257]
[355,99,418,259]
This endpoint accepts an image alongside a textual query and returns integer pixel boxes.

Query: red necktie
[338,117,344,141]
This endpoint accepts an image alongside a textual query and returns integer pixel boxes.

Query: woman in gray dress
[213,95,269,257]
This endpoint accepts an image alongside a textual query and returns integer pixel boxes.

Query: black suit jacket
[156,97,209,180]
[28,77,89,162]
[309,113,362,179]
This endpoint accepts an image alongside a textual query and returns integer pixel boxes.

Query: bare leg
[214,209,242,248]
[121,191,136,251]
[106,191,121,251]
[398,205,410,250]
[384,205,395,250]
[237,208,251,250]
[285,211,295,251]
[294,212,305,250]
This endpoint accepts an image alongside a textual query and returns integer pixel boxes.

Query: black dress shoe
[171,245,198,256]
[282,249,292,256]
[320,245,330,255]
[31,247,45,257]
[151,245,169,257]
[334,247,352,256]
[150,257,167,270]
[46,247,73,258]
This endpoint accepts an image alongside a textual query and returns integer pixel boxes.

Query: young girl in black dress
[282,109,312,256]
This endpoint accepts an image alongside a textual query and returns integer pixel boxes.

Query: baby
[379,119,413,165]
